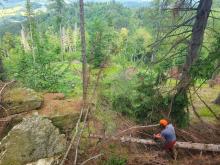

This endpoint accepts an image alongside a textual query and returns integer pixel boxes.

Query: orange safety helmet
[159,119,168,127]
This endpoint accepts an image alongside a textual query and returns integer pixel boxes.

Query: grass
[198,105,220,117]
[163,78,220,123]
[191,84,220,123]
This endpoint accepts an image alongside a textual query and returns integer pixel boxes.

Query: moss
[3,88,42,103]
[1,88,43,116]
[50,114,79,133]
[0,130,33,165]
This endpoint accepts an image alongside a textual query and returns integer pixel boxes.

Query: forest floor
[34,85,220,165]
[38,93,82,117]
[1,85,219,165]
[72,84,220,165]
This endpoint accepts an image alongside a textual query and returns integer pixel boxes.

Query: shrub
[111,70,165,123]
[133,71,165,123]
[112,95,133,117]
[168,91,189,128]
[105,155,127,165]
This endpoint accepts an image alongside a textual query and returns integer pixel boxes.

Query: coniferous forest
[0,0,220,164]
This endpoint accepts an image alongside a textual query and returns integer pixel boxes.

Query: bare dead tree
[79,0,87,105]
[166,0,212,122]
[148,0,214,126]
[177,0,212,93]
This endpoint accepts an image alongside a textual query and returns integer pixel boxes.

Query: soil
[37,93,82,117]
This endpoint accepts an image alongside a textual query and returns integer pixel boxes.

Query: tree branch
[80,153,102,165]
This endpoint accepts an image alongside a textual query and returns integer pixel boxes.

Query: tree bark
[79,0,87,104]
[0,58,6,81]
[90,134,220,152]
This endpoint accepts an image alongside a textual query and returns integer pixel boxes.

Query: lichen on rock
[0,116,66,165]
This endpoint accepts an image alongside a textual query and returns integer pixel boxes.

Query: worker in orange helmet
[154,119,177,159]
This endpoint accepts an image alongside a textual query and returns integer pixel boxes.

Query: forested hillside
[0,0,220,165]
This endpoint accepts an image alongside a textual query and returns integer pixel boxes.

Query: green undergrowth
[104,155,127,165]
[93,107,117,135]
[198,104,220,117]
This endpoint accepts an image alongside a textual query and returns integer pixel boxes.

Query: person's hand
[153,133,161,139]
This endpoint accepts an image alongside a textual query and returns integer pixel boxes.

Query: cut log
[89,134,220,152]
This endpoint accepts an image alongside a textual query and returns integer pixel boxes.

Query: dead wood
[116,124,160,137]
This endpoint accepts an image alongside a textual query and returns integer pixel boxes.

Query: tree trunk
[60,24,64,61]
[90,134,220,152]
[79,0,87,104]
[26,0,36,64]
[0,58,6,81]
[177,0,212,93]
[171,0,213,127]
[74,22,77,52]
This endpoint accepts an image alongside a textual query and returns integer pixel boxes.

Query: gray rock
[0,116,66,165]
[213,93,220,105]
[26,156,59,165]
[1,88,43,117]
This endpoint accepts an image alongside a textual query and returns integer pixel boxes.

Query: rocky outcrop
[0,116,66,165]
[1,88,43,117]
[37,93,82,133]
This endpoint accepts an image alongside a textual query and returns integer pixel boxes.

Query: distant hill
[1,0,151,8]
[0,0,151,36]
[0,0,151,24]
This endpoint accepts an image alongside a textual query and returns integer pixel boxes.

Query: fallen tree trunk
[90,134,220,152]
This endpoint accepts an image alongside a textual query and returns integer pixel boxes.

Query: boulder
[1,88,43,117]
[50,113,80,134]
[0,116,66,165]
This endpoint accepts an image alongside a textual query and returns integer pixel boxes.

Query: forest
[0,0,220,164]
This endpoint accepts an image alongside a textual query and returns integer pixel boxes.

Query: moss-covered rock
[1,88,43,117]
[0,116,66,165]
[50,113,79,134]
